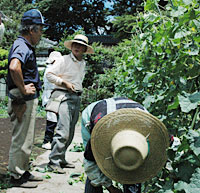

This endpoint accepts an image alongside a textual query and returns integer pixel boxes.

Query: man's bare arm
[9,58,36,95]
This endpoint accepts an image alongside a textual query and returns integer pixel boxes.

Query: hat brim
[64,40,94,54]
[91,108,169,184]
[21,20,50,26]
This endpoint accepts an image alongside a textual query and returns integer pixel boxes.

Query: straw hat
[91,108,169,184]
[64,34,94,54]
[46,51,62,64]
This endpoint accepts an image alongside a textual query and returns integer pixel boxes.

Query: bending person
[81,97,169,193]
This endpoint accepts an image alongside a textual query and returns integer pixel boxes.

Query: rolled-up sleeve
[84,159,112,188]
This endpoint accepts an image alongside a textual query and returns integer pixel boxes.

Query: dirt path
[3,120,86,193]
[0,118,46,174]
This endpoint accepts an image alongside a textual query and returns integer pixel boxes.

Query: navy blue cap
[21,9,49,26]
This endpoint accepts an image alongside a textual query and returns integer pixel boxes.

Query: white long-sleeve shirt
[46,53,86,92]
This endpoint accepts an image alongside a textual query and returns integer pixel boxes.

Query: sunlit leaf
[175,168,200,193]
[167,96,179,111]
[143,95,155,109]
[171,6,187,17]
[143,72,156,83]
[183,0,193,5]
[189,92,200,103]
[174,30,191,39]
[178,94,198,113]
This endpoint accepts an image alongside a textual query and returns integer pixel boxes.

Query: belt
[53,89,82,96]
[8,90,39,101]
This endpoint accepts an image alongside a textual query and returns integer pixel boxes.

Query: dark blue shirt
[7,36,42,99]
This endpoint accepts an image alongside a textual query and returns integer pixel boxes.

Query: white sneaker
[42,142,51,150]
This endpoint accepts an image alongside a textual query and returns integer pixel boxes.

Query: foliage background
[0,0,200,192]
[112,0,200,192]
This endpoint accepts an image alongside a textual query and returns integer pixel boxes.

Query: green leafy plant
[0,172,12,190]
[68,172,86,185]
[112,0,200,192]
[69,142,85,152]
[0,97,8,118]
[0,47,8,79]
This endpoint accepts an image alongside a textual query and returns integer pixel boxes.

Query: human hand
[107,185,123,193]
[11,102,27,122]
[23,83,36,95]
[62,81,76,92]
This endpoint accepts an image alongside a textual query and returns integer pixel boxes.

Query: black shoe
[47,164,66,174]
[10,176,38,188]
[60,162,75,169]
[23,171,43,181]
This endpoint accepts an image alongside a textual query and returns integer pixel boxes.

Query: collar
[18,36,35,49]
[70,52,84,63]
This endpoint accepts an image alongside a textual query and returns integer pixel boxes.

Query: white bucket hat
[46,51,62,64]
[64,34,94,54]
[91,108,169,184]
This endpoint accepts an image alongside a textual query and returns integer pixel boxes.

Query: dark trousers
[43,120,57,143]
[123,184,141,193]
[84,177,141,193]
[85,177,103,193]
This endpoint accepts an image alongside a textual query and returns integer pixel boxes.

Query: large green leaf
[190,137,200,156]
[143,95,155,109]
[178,94,198,113]
[189,92,200,103]
[171,6,187,17]
[176,162,195,182]
[174,30,191,39]
[143,72,156,83]
[187,130,200,156]
[175,168,200,193]
[183,0,193,5]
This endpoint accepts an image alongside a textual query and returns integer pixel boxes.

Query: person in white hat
[41,50,62,150]
[46,34,94,173]
[81,97,170,193]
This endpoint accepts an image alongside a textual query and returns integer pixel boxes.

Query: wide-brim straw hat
[91,108,169,184]
[64,34,94,54]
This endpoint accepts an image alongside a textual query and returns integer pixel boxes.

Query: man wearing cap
[7,9,48,188]
[81,97,169,193]
[46,34,94,173]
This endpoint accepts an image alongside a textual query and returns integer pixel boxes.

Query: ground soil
[0,118,46,182]
[0,118,88,193]
[0,118,87,193]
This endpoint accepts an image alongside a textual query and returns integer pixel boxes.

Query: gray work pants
[49,91,80,166]
[8,89,38,179]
